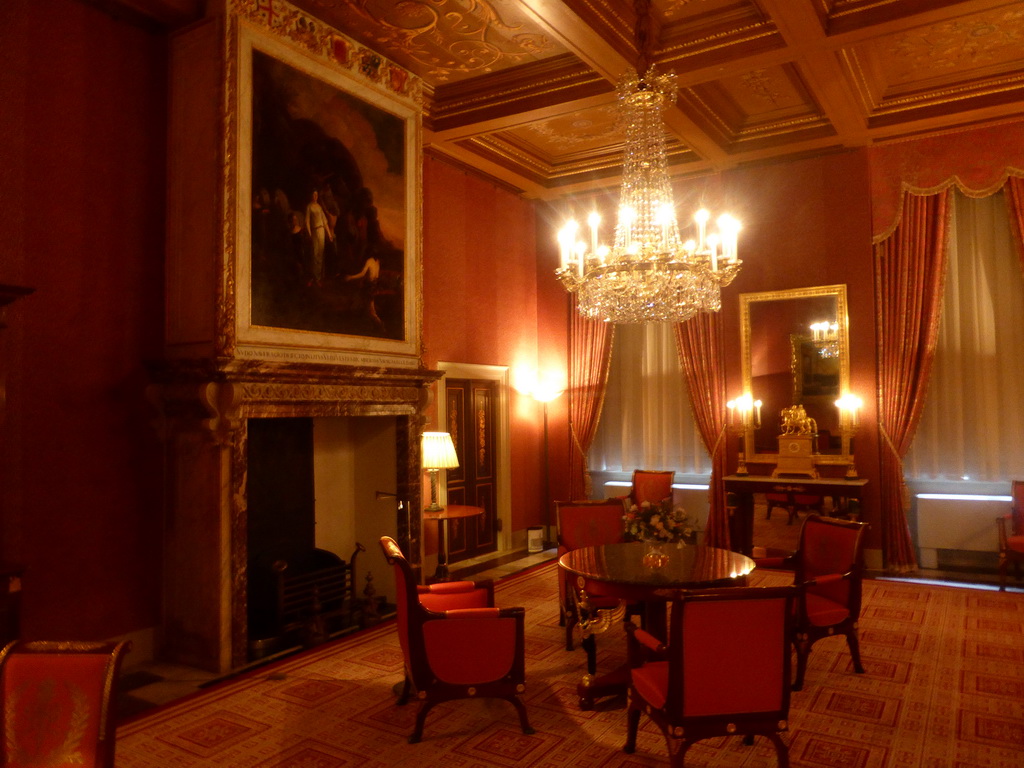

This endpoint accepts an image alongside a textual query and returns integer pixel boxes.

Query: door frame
[437,362,512,553]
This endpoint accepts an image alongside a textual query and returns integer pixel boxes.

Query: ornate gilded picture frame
[232,6,422,366]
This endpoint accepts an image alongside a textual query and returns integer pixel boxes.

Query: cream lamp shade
[421,431,459,470]
[421,432,459,511]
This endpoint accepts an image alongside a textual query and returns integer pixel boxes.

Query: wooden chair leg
[846,630,865,674]
[793,637,810,691]
[397,675,411,705]
[509,696,535,734]
[410,700,435,744]
[768,732,791,768]
[623,705,641,753]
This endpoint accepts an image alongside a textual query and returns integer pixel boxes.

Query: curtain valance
[870,120,1024,241]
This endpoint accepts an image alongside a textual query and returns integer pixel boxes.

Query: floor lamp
[533,388,563,548]
[421,431,459,512]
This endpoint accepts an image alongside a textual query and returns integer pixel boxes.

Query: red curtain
[873,190,950,572]
[673,313,730,549]
[567,299,614,500]
[1007,177,1024,269]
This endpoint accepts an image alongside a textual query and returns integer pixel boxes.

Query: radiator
[915,493,1009,568]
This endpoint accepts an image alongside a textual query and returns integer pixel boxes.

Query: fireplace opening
[245,415,401,660]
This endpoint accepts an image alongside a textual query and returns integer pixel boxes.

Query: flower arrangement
[624,499,699,543]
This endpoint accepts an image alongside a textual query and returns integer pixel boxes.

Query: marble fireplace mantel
[148,357,441,672]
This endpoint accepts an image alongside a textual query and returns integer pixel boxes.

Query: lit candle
[575,241,587,279]
[726,399,736,426]
[560,220,578,271]
[694,208,710,252]
[835,394,863,428]
[754,399,762,427]
[717,214,740,263]
[706,234,719,271]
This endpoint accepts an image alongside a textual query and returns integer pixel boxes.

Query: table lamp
[422,431,459,511]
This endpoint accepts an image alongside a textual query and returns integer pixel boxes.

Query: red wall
[421,154,554,536]
[0,0,167,639]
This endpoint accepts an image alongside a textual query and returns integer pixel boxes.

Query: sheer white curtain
[905,189,1024,481]
[588,322,712,475]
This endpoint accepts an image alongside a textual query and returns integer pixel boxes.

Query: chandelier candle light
[555,10,742,325]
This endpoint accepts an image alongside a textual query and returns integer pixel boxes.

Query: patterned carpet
[117,562,1024,767]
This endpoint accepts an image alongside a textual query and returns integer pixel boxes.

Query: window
[588,323,712,476]
[904,190,1024,482]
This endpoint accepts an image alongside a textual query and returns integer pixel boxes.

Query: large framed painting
[232,12,421,366]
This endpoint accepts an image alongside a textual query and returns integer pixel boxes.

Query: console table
[423,505,483,583]
[724,474,869,555]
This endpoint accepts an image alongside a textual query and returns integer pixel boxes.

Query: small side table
[423,505,483,582]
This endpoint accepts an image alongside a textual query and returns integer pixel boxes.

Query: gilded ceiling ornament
[741,69,782,107]
[334,0,555,81]
[889,9,1024,71]
[527,107,620,148]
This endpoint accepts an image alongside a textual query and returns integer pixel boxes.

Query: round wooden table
[423,504,483,582]
[558,541,756,708]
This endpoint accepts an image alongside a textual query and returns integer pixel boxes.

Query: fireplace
[149,358,441,673]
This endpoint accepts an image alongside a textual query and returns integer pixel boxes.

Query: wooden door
[443,378,498,561]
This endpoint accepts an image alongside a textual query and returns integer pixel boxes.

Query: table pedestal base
[577,665,630,709]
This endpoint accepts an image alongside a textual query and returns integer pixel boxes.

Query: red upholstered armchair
[379,536,533,743]
[556,498,630,653]
[0,639,131,768]
[755,513,869,691]
[998,480,1024,591]
[626,469,675,507]
[624,587,797,768]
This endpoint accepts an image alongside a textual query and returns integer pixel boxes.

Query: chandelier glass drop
[555,68,741,323]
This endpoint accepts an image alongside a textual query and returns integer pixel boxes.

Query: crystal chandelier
[554,3,741,324]
[810,321,840,358]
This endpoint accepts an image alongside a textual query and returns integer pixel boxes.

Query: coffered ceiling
[112,0,1024,199]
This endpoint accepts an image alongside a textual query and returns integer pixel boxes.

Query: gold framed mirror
[739,285,850,465]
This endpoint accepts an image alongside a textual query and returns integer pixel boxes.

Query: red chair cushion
[1007,535,1024,553]
[3,653,110,768]
[418,586,491,612]
[681,599,785,716]
[422,616,516,684]
[805,592,850,627]
[631,660,669,710]
[631,471,674,506]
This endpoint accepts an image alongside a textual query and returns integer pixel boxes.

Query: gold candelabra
[726,394,761,476]
[835,394,863,479]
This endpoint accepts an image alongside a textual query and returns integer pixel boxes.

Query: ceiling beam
[758,0,868,143]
